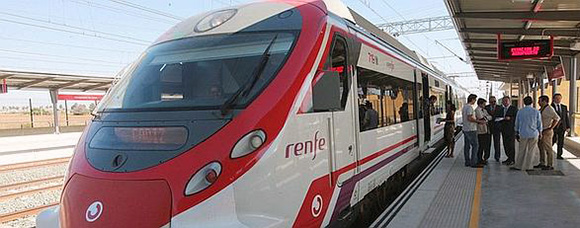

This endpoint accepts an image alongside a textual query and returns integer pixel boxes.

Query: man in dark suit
[551,93,570,159]
[499,96,518,165]
[485,96,503,162]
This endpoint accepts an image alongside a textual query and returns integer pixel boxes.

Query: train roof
[335,4,469,93]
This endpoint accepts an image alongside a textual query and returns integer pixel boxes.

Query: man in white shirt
[462,94,487,168]
[536,95,560,170]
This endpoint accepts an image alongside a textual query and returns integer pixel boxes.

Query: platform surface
[388,136,580,228]
[0,132,80,165]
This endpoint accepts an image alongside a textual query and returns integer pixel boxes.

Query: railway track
[0,202,59,223]
[0,159,69,224]
[0,157,71,173]
[0,176,64,193]
[0,184,62,202]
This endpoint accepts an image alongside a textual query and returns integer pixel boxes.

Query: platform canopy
[444,0,580,82]
[0,69,115,92]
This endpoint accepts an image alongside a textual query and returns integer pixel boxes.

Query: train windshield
[97,32,297,113]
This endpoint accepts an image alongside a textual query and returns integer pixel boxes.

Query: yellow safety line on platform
[469,167,482,228]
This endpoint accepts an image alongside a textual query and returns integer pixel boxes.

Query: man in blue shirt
[512,96,542,171]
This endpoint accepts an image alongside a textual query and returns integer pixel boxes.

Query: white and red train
[37,0,467,227]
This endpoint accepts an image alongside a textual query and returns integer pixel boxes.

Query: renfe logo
[285,131,326,160]
[85,201,103,222]
[311,195,323,217]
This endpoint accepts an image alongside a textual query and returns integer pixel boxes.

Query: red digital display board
[58,94,104,101]
[498,39,553,60]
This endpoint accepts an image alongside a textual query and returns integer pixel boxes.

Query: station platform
[0,132,80,166]
[375,134,580,228]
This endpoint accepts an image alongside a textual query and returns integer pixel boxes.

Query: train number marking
[85,201,103,222]
[311,195,323,217]
[285,131,326,160]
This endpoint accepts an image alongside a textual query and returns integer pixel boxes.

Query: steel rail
[0,176,64,192]
[0,202,59,223]
[0,157,70,173]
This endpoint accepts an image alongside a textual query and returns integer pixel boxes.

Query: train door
[327,34,356,186]
[421,73,431,142]
[415,71,425,149]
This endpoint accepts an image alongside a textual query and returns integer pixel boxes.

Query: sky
[0,0,499,107]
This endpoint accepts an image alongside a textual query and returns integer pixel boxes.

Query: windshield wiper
[220,35,278,116]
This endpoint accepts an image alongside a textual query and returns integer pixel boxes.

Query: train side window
[357,67,415,131]
[429,89,445,115]
[417,83,423,118]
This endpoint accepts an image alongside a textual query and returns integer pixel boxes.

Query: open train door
[421,73,431,145]
[310,31,357,224]
[313,32,357,185]
[327,34,356,186]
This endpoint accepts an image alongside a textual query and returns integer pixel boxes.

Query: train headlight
[195,9,237,32]
[231,130,266,159]
[185,161,222,196]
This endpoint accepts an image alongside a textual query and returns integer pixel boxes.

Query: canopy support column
[552,80,557,97]
[533,77,538,108]
[570,54,578,137]
[49,89,60,134]
[518,80,523,108]
[540,72,546,95]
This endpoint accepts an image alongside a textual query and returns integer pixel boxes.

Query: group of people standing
[459,93,570,170]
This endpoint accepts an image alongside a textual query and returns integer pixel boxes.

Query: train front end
[36,1,328,227]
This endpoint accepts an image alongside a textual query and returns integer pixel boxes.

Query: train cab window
[329,36,349,110]
[96,29,300,113]
[357,67,415,131]
[308,35,350,113]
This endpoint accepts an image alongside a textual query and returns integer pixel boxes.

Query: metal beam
[474,69,543,75]
[467,46,579,56]
[464,39,571,49]
[376,16,453,36]
[0,74,13,80]
[471,61,553,68]
[16,77,55,89]
[471,58,555,64]
[474,67,543,73]
[475,67,541,73]
[470,56,559,63]
[473,65,544,72]
[82,81,111,91]
[55,79,89,89]
[460,28,580,37]
[455,11,580,21]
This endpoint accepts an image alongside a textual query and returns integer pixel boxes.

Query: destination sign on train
[498,39,553,60]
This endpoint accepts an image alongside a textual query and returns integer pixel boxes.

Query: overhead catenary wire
[0,18,149,46]
[0,48,131,65]
[106,0,184,21]
[0,66,117,75]
[0,11,151,44]
[377,0,430,56]
[0,56,126,68]
[68,0,177,25]
[0,36,141,54]
[434,40,467,63]
[355,0,429,56]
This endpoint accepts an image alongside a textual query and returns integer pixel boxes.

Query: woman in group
[475,98,492,165]
[444,102,457,157]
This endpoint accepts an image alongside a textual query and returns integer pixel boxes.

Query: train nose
[59,174,172,228]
